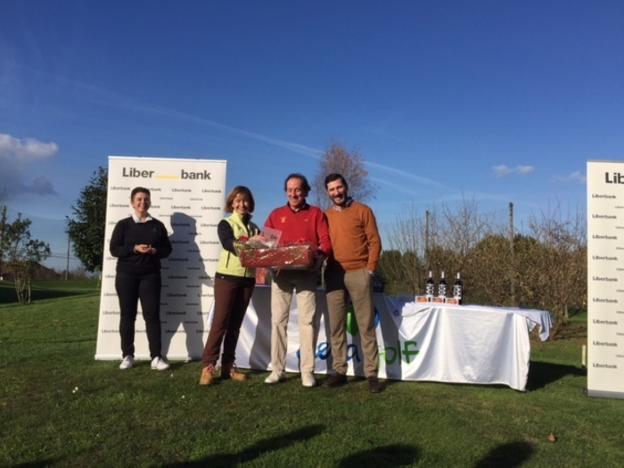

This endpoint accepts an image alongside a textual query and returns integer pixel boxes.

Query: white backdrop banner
[95,156,226,360]
[587,160,624,399]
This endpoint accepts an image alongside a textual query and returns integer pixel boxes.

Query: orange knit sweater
[325,201,382,271]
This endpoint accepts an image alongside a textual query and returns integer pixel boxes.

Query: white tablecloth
[234,287,553,391]
[398,302,552,391]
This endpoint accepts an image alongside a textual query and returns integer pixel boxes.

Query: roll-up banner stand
[587,160,624,399]
[95,156,226,361]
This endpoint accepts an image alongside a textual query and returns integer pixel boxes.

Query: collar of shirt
[132,213,153,223]
[286,202,310,213]
[332,197,354,212]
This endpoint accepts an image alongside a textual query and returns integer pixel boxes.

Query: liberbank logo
[605,172,624,184]
[304,306,420,365]
[122,167,212,180]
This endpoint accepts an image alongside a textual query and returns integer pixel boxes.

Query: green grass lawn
[1,290,622,467]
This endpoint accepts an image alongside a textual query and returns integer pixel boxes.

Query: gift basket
[237,227,316,270]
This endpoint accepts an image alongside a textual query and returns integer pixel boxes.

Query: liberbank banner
[587,160,624,399]
[95,156,226,360]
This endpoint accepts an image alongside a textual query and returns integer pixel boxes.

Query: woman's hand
[134,244,154,254]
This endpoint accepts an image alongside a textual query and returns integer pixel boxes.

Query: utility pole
[425,210,430,267]
[509,202,516,306]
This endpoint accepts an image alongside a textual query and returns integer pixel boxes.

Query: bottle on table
[425,270,435,301]
[437,271,447,300]
[452,272,463,304]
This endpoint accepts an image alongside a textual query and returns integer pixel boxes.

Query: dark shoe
[368,376,382,393]
[324,373,347,387]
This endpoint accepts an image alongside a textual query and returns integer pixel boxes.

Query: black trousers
[115,271,162,359]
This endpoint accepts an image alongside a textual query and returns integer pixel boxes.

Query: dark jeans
[115,271,162,359]
[202,276,254,367]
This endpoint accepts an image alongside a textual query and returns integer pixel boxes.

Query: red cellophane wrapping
[239,243,315,269]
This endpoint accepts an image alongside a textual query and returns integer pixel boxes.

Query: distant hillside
[0,263,62,281]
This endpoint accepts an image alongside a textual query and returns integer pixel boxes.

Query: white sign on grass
[95,156,226,361]
[587,160,624,399]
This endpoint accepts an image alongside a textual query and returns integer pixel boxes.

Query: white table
[235,288,553,391]
[397,302,552,391]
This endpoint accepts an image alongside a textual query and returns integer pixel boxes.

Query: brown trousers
[325,264,379,377]
[202,276,254,367]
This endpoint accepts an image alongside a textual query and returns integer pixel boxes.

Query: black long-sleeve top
[217,220,238,255]
[216,212,254,255]
[110,217,172,274]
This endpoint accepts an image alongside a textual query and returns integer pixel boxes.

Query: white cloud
[554,170,586,184]
[0,133,58,160]
[493,165,513,177]
[0,133,58,199]
[493,164,535,177]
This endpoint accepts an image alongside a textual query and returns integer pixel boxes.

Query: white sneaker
[151,356,170,371]
[264,371,286,384]
[301,372,316,388]
[119,356,134,370]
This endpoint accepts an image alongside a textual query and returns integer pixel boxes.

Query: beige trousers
[325,266,379,377]
[270,270,318,374]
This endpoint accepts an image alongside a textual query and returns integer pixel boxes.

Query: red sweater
[265,203,332,255]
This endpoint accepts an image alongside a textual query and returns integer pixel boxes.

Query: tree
[378,250,410,296]
[464,234,513,306]
[313,142,376,209]
[382,205,431,295]
[523,207,587,334]
[67,167,108,272]
[2,213,51,303]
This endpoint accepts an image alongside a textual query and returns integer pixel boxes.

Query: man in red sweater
[263,173,332,387]
[323,173,383,393]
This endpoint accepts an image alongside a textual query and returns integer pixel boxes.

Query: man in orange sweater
[323,173,383,393]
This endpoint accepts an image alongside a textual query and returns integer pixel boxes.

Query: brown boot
[222,363,248,382]
[199,364,216,386]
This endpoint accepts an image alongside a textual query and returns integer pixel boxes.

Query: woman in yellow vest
[199,186,260,385]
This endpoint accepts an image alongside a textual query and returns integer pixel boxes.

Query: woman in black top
[110,187,172,371]
[199,186,260,385]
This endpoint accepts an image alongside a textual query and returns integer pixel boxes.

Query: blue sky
[1,1,622,270]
